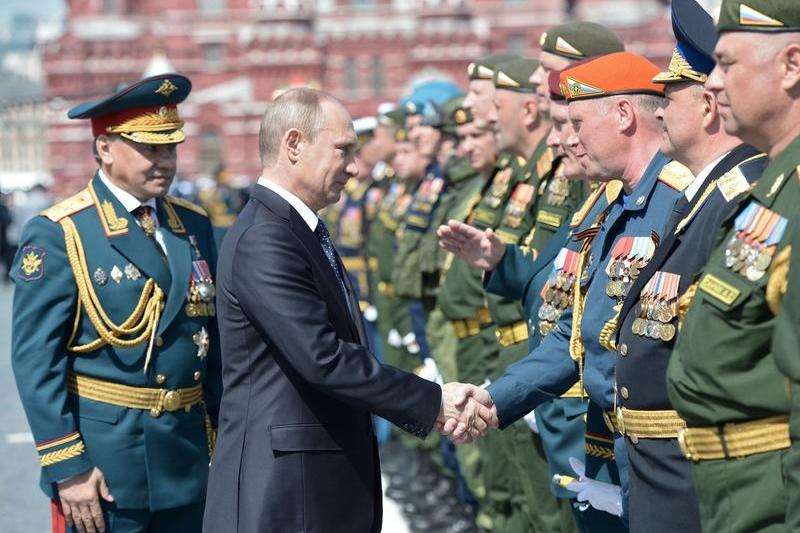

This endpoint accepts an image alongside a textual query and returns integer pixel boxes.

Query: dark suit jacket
[203,184,441,533]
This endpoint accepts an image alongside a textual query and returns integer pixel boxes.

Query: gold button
[619,343,628,356]
[629,433,639,445]
[156,374,166,385]
[155,336,164,347]
[193,370,202,381]
[620,386,629,400]
[150,408,161,418]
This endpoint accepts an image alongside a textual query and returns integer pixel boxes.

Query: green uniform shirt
[667,136,800,426]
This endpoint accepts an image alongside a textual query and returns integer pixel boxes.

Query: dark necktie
[314,220,350,306]
[134,206,166,261]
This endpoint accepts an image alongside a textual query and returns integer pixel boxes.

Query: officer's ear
[614,98,636,133]
[779,42,800,94]
[95,135,115,166]
[284,128,303,164]
[522,94,539,129]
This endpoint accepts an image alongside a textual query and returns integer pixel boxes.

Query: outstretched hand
[436,382,499,444]
[437,220,506,271]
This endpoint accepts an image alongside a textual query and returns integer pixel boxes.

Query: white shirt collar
[257,176,319,231]
[685,151,730,201]
[98,169,157,214]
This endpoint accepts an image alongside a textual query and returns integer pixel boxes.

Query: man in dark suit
[203,88,496,533]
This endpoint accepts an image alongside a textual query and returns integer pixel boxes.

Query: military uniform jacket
[438,155,520,321]
[336,179,372,308]
[667,137,800,427]
[11,173,222,509]
[486,152,687,420]
[393,163,446,300]
[616,145,765,412]
[485,181,617,426]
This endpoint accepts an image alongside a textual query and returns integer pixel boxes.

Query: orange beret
[559,52,665,102]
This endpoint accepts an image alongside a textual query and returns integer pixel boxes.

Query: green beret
[539,21,625,60]
[439,96,473,135]
[717,0,800,32]
[493,58,540,93]
[468,52,522,80]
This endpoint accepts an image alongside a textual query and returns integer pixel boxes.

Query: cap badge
[565,77,604,98]
[739,4,783,27]
[555,36,583,57]
[155,79,178,97]
[455,109,468,124]
[496,71,520,88]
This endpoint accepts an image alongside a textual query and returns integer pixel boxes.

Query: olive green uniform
[667,137,800,533]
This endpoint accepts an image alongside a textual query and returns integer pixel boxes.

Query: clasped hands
[435,383,499,444]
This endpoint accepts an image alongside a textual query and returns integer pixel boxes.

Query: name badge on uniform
[724,202,787,282]
[538,248,580,337]
[605,236,656,300]
[632,271,680,342]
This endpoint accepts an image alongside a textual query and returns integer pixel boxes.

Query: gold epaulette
[605,180,624,204]
[570,182,607,228]
[658,161,695,192]
[167,195,209,217]
[40,188,93,222]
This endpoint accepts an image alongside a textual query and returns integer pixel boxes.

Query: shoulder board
[40,188,93,222]
[605,180,623,204]
[570,182,606,228]
[717,153,766,202]
[166,195,209,217]
[658,161,695,192]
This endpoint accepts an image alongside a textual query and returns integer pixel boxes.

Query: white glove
[416,358,442,384]
[561,457,623,517]
[522,410,539,433]
[402,332,420,354]
[363,305,378,322]
[387,329,402,348]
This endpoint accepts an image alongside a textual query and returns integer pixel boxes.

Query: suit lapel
[89,176,171,291]
[156,198,192,335]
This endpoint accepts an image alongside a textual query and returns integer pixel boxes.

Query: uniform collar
[621,151,669,212]
[686,151,729,201]
[98,168,158,214]
[257,176,319,231]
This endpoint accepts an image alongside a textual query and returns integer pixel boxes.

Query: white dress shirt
[98,169,169,256]
[257,177,319,231]
[685,152,730,201]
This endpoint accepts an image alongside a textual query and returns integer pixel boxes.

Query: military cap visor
[717,1,800,32]
[654,0,717,84]
[539,21,625,60]
[68,73,191,145]
[560,52,665,101]
[493,58,540,93]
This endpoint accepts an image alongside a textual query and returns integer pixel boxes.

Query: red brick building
[43,0,675,197]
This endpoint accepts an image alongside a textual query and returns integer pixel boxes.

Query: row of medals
[538,271,575,336]
[605,257,644,299]
[632,298,676,342]
[724,233,771,282]
[186,277,216,317]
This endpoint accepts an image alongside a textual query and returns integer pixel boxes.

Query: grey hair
[258,88,339,166]
[597,94,666,124]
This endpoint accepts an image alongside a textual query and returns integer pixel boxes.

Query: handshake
[434,383,499,444]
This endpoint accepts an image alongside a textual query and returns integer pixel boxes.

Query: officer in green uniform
[11,74,222,533]
[666,2,800,532]
[773,216,800,531]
